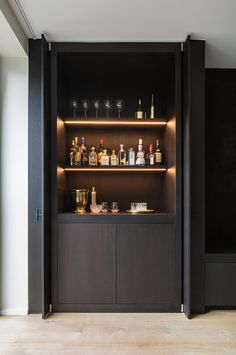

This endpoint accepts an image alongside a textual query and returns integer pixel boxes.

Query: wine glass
[110,202,120,213]
[103,98,113,118]
[92,99,101,118]
[80,99,90,118]
[70,97,79,117]
[115,99,124,118]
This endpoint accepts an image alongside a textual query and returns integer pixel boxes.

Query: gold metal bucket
[71,189,89,213]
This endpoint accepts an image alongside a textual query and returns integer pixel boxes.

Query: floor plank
[0,311,235,354]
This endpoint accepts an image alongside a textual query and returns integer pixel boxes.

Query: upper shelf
[62,118,168,127]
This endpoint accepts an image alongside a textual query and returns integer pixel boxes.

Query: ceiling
[0,9,26,57]
[8,0,236,67]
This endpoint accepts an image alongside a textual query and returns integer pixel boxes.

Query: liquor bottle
[80,137,88,166]
[136,139,145,166]
[100,149,109,166]
[69,139,75,166]
[136,99,143,119]
[89,146,97,165]
[128,145,135,165]
[91,186,97,206]
[155,139,162,164]
[119,144,126,165]
[147,144,155,165]
[97,139,104,165]
[150,94,155,119]
[110,149,118,166]
[74,136,81,166]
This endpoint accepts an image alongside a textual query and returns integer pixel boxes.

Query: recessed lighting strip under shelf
[63,120,167,126]
[64,167,167,172]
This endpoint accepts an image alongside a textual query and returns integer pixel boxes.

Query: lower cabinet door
[117,224,176,304]
[58,224,116,304]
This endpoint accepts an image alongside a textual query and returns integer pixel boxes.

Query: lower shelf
[58,212,175,224]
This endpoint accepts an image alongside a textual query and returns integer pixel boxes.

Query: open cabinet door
[41,34,51,319]
[183,36,205,318]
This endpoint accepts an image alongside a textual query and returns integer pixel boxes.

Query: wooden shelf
[62,118,167,127]
[58,212,175,224]
[63,165,167,172]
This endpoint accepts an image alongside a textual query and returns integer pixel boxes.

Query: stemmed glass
[103,98,113,118]
[92,99,102,118]
[115,99,124,118]
[70,97,79,117]
[80,99,90,118]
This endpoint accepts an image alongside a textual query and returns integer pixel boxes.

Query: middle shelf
[63,165,167,172]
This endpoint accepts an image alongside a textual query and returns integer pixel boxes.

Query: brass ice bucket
[71,189,89,213]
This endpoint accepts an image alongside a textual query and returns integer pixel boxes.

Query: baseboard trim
[0,308,28,316]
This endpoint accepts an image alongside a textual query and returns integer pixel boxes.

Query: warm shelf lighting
[63,120,167,126]
[64,167,167,172]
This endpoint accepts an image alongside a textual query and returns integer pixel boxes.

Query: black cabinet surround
[28,37,206,318]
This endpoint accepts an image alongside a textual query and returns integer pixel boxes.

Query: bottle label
[155,152,162,164]
[150,155,155,165]
[128,152,135,165]
[136,111,143,119]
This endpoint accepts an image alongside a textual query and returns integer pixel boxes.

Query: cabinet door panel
[117,224,176,304]
[58,224,116,304]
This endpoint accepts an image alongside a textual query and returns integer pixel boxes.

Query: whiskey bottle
[128,145,135,165]
[69,139,75,166]
[136,139,145,166]
[136,99,143,119]
[150,94,155,119]
[119,144,126,165]
[110,149,118,166]
[80,137,88,166]
[74,136,81,166]
[155,139,162,164]
[147,144,155,165]
[100,149,109,166]
[97,139,104,165]
[89,146,97,165]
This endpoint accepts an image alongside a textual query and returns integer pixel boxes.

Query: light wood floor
[0,311,236,354]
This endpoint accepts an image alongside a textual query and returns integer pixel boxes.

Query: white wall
[0,57,28,315]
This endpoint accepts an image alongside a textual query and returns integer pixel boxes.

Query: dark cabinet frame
[28,36,205,318]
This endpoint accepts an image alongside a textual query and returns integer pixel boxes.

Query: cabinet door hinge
[35,209,43,223]
[181,304,184,312]
[49,304,53,313]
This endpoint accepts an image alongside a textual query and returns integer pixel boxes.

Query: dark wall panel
[205,69,236,253]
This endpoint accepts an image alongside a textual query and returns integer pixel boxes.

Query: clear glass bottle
[80,137,88,166]
[74,136,81,166]
[110,149,118,166]
[155,139,162,164]
[101,149,109,166]
[136,99,143,119]
[97,139,104,165]
[89,146,97,165]
[119,144,126,165]
[136,139,145,166]
[147,143,155,165]
[128,145,135,165]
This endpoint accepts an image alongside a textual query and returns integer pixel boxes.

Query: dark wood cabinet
[57,224,116,304]
[28,37,206,317]
[117,224,177,307]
